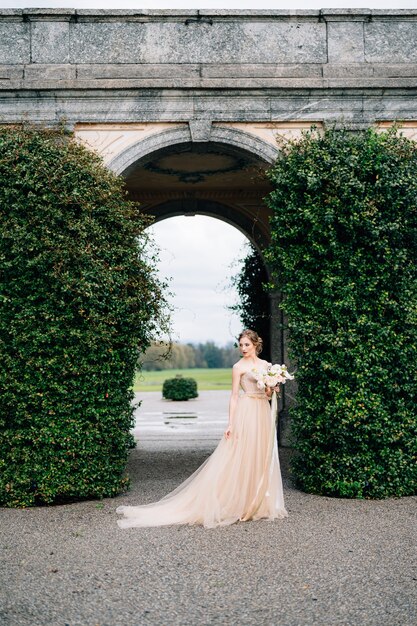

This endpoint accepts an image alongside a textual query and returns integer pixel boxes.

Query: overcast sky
[149,216,248,346]
[3,1,417,9]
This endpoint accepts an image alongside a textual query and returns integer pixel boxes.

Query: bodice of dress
[240,370,268,397]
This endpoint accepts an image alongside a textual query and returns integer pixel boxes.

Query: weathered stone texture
[31,22,70,64]
[201,64,323,78]
[24,64,75,81]
[0,10,416,127]
[0,24,30,64]
[0,65,23,79]
[328,22,365,63]
[365,22,417,63]
[69,21,326,65]
[76,63,201,79]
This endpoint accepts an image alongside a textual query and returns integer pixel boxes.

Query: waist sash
[242,391,268,399]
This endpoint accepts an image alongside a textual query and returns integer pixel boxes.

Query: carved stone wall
[1,9,417,128]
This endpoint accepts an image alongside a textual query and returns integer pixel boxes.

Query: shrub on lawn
[163,376,198,401]
[265,126,417,499]
[0,125,169,507]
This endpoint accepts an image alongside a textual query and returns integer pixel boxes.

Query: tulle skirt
[116,393,288,529]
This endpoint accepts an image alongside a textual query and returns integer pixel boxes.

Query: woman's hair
[238,329,263,355]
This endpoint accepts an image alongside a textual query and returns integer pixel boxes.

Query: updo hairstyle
[238,329,263,355]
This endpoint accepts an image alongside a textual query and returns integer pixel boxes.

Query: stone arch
[148,199,270,255]
[107,125,280,175]
[110,127,286,435]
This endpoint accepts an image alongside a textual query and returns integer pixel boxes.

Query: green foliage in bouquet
[163,376,198,401]
[265,126,417,499]
[0,125,169,507]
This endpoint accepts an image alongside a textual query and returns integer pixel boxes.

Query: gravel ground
[1,402,416,626]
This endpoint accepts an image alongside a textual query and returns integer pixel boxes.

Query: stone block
[23,9,75,21]
[327,78,416,89]
[76,63,200,79]
[371,9,417,18]
[373,64,417,77]
[24,64,75,80]
[0,94,58,123]
[63,95,194,123]
[324,63,417,79]
[321,9,371,21]
[194,95,271,120]
[0,24,30,64]
[323,64,373,79]
[69,20,326,65]
[75,9,198,22]
[365,94,417,120]
[202,63,322,78]
[270,93,367,124]
[31,22,70,64]
[0,64,23,79]
[189,119,212,141]
[365,22,417,63]
[0,9,23,21]
[70,23,144,63]
[328,22,365,63]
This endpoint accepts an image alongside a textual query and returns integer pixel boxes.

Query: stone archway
[114,133,277,346]
[106,124,280,176]
[76,123,291,442]
[99,124,280,251]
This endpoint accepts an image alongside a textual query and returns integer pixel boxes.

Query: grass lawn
[134,368,232,392]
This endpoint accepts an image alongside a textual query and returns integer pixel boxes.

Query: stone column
[270,289,297,447]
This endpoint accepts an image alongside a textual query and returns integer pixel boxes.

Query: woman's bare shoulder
[232,360,244,372]
[258,358,271,368]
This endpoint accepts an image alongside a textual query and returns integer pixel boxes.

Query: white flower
[251,363,294,390]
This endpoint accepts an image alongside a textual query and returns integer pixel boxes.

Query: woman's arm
[224,365,241,439]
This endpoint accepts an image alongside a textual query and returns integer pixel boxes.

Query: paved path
[132,391,230,445]
[1,392,416,626]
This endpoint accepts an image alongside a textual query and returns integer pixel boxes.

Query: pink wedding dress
[116,370,288,529]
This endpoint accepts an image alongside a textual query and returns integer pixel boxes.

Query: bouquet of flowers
[252,363,294,391]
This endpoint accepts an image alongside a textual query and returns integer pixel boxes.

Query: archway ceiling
[124,142,273,199]
[123,141,274,247]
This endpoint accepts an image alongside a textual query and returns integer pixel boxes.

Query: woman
[116,329,288,529]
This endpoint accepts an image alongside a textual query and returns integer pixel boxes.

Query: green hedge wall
[265,127,417,499]
[0,126,169,507]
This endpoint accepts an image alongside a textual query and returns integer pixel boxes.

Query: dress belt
[242,391,268,400]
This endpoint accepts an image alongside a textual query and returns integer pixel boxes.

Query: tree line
[140,341,240,371]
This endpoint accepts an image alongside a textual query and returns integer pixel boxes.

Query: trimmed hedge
[163,376,198,401]
[265,126,417,499]
[0,126,169,507]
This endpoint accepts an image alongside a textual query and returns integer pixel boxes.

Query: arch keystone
[189,119,212,142]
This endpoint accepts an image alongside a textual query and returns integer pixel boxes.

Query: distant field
[134,368,231,392]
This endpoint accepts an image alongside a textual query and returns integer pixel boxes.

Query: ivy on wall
[0,126,169,507]
[228,242,271,361]
[265,126,417,498]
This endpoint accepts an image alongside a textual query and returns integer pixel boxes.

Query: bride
[116,329,288,529]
